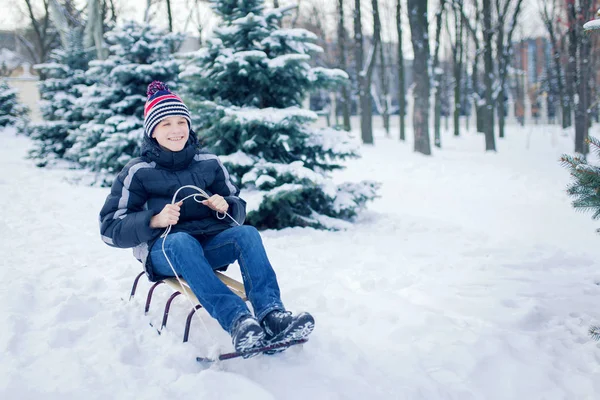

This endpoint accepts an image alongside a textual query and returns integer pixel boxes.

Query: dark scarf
[140,130,199,171]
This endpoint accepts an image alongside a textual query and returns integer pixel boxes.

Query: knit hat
[144,81,191,138]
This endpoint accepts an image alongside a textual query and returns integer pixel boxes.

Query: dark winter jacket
[99,132,246,281]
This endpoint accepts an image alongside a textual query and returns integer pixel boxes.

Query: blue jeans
[149,226,284,334]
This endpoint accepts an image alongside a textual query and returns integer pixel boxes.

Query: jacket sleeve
[99,163,163,248]
[208,157,247,225]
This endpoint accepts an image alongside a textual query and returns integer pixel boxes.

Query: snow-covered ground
[1,119,600,399]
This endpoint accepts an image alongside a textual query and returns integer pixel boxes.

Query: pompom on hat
[143,81,191,138]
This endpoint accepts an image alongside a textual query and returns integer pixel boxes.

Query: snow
[2,119,600,399]
[225,106,318,125]
[0,48,22,70]
[308,67,349,83]
[584,19,600,31]
[270,29,318,42]
[267,54,310,69]
[241,160,324,186]
[219,150,255,167]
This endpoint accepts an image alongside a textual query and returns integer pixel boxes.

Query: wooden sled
[130,270,247,342]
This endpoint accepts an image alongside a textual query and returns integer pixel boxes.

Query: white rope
[158,185,241,343]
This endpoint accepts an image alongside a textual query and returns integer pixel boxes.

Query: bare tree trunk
[396,0,406,141]
[375,2,389,135]
[540,0,568,129]
[566,1,577,129]
[274,0,280,7]
[461,2,483,134]
[84,0,106,60]
[408,0,431,155]
[575,0,591,155]
[453,0,464,137]
[108,0,117,23]
[495,0,505,139]
[354,0,369,144]
[378,42,390,135]
[464,36,470,132]
[336,0,351,131]
[166,0,173,32]
[354,0,379,144]
[432,0,446,148]
[482,0,496,151]
[23,0,57,65]
[493,0,523,140]
[354,0,371,143]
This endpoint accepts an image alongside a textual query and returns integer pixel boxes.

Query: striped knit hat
[144,81,191,138]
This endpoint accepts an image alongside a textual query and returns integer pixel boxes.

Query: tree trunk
[337,0,351,131]
[461,3,483,134]
[575,0,591,155]
[23,0,57,65]
[498,0,523,139]
[541,0,568,129]
[482,0,496,151]
[375,1,389,135]
[464,31,470,132]
[496,7,505,139]
[407,0,431,155]
[434,76,441,148]
[354,0,379,145]
[566,1,577,129]
[354,0,375,144]
[453,0,464,137]
[166,0,173,32]
[396,0,406,141]
[432,0,446,148]
[354,0,368,143]
[379,42,390,135]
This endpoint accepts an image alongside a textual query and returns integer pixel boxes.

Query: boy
[99,81,314,357]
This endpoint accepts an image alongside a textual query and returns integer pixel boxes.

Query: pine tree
[28,29,92,167]
[66,21,184,184]
[561,136,600,233]
[180,0,379,230]
[0,79,29,129]
[563,137,600,343]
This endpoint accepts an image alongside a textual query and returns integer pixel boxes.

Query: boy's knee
[236,225,260,240]
[165,232,202,252]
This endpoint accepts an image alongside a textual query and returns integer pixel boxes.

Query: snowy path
[1,124,600,399]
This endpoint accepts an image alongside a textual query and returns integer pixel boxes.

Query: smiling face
[152,116,190,152]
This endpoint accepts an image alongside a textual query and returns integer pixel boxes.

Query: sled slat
[163,271,247,304]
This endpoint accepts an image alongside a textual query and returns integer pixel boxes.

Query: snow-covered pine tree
[28,29,92,167]
[66,21,184,185]
[0,79,29,129]
[563,138,600,341]
[180,0,379,230]
[561,137,600,231]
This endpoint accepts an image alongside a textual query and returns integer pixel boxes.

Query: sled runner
[129,269,247,342]
[196,338,308,363]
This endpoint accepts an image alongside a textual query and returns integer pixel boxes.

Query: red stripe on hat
[144,94,183,117]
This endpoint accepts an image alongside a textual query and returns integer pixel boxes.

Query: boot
[231,315,265,358]
[260,310,315,353]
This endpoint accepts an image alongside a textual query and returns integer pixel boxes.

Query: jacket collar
[141,131,198,170]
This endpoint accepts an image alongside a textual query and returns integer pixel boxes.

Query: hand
[202,194,229,213]
[150,201,183,228]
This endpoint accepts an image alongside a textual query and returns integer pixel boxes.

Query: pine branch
[561,136,600,230]
[588,136,600,159]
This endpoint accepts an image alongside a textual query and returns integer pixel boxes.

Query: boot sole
[234,327,266,359]
[264,314,315,355]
